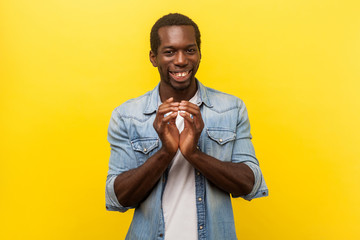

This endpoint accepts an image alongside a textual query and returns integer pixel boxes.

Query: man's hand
[153,97,180,157]
[114,98,182,207]
[178,101,204,159]
[177,101,254,197]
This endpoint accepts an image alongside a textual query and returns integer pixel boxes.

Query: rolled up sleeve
[231,100,268,201]
[241,161,268,200]
[105,108,138,212]
[105,175,132,212]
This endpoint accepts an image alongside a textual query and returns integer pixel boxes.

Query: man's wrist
[157,147,177,161]
[183,147,202,163]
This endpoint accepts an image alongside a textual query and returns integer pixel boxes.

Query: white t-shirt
[162,91,200,240]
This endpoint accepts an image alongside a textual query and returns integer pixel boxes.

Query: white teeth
[174,71,189,77]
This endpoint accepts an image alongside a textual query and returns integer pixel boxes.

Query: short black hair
[150,13,201,56]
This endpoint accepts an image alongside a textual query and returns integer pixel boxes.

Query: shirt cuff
[105,175,132,212]
[240,161,268,201]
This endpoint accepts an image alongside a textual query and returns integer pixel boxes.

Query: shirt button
[197,171,200,176]
[219,138,223,143]
[159,233,163,237]
[199,226,203,230]
[196,146,200,150]
[198,197,202,202]
[143,148,147,152]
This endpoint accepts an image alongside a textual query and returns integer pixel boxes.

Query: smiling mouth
[169,70,192,82]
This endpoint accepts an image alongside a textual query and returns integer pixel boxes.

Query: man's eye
[187,49,196,53]
[164,50,174,55]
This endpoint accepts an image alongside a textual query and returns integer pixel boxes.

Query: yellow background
[1,0,359,239]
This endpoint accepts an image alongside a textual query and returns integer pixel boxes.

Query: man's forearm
[186,150,255,197]
[114,148,174,207]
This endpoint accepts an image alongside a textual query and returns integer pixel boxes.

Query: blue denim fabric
[106,80,268,240]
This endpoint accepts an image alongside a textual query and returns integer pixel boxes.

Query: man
[105,13,268,240]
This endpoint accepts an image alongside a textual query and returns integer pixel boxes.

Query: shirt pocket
[205,128,236,162]
[130,138,159,166]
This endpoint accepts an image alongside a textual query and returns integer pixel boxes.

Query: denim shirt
[106,80,268,240]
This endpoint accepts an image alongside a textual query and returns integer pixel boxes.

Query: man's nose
[173,51,188,66]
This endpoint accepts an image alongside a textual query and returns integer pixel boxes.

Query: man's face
[150,25,201,91]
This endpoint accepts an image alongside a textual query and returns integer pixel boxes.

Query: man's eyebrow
[161,44,197,49]
[161,46,175,49]
[186,44,197,48]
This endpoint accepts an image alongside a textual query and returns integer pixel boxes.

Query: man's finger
[179,101,204,128]
[179,111,194,125]
[162,111,178,124]
[158,107,179,114]
[165,97,174,103]
[179,101,200,115]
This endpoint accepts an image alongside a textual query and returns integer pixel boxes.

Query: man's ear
[149,50,157,67]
